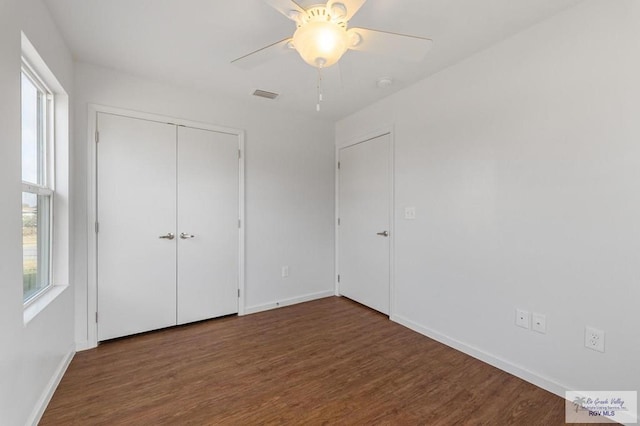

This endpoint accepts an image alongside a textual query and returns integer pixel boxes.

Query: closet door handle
[376,231,389,237]
[159,233,175,240]
[180,233,195,239]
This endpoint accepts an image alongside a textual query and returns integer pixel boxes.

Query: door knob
[377,231,389,237]
[159,233,175,240]
[180,233,195,239]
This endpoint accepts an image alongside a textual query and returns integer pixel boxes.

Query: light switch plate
[404,207,416,220]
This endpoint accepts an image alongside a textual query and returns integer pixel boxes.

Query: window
[21,62,54,303]
[20,33,70,322]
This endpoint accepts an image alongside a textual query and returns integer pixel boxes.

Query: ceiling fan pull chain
[317,67,323,112]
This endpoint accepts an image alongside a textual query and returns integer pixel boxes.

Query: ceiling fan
[232,0,433,71]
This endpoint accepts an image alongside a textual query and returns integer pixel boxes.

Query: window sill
[24,284,68,326]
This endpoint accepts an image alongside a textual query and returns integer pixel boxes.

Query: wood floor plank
[41,297,582,425]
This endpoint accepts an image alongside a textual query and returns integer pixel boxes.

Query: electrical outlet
[515,309,530,329]
[532,313,546,334]
[281,266,289,278]
[585,327,605,353]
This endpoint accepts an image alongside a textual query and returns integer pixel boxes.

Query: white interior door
[338,134,391,315]
[97,113,177,341]
[177,127,239,324]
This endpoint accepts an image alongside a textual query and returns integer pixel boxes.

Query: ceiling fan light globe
[292,20,348,68]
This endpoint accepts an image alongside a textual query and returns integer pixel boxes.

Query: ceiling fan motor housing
[292,5,349,68]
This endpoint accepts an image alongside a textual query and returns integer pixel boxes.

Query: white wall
[0,0,76,424]
[337,0,640,395]
[73,63,335,347]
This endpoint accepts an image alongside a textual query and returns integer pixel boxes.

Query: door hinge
[95,131,99,143]
[337,161,340,170]
[238,289,240,298]
[238,149,242,159]
[95,312,98,323]
[338,218,341,226]
[238,219,241,228]
[337,274,340,283]
[95,222,99,233]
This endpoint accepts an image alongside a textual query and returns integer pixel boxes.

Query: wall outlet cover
[516,309,530,329]
[585,326,605,353]
[532,313,546,334]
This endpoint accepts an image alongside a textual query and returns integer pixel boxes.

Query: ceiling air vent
[253,89,279,100]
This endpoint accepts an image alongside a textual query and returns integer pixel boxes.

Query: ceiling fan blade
[327,0,367,21]
[231,38,294,69]
[347,28,433,62]
[264,0,306,22]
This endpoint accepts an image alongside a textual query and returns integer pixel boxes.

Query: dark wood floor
[42,296,576,425]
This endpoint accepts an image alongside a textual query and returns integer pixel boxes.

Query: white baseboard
[244,290,335,315]
[76,339,93,352]
[27,346,75,426]
[390,314,568,399]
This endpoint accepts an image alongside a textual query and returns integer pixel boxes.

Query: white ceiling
[43,0,583,121]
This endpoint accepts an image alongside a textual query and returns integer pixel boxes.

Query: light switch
[404,207,416,220]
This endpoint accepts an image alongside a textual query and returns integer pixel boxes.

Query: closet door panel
[177,127,239,324]
[97,113,177,341]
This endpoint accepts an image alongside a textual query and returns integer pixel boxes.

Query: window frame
[21,58,55,305]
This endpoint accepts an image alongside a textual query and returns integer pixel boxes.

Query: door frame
[85,104,245,349]
[335,126,395,317]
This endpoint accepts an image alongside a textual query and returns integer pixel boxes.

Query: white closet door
[339,134,391,315]
[97,113,177,341]
[177,126,239,324]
